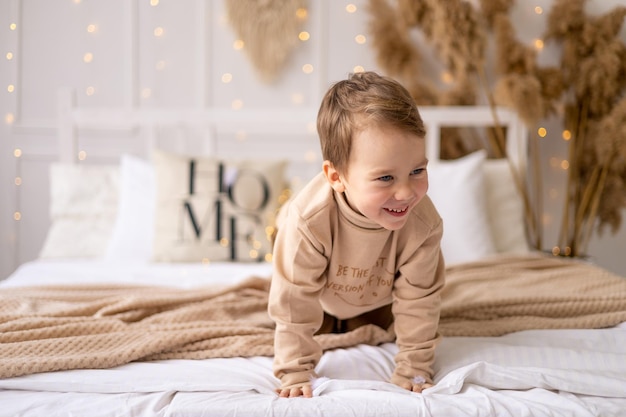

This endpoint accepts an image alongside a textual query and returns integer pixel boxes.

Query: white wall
[1,0,625,280]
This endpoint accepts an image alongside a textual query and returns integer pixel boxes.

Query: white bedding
[1,260,625,417]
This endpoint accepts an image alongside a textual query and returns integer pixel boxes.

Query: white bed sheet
[1,260,625,417]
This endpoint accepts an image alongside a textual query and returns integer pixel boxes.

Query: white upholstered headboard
[57,88,528,181]
[50,88,531,265]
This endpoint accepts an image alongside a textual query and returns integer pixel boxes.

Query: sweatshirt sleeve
[267,204,329,389]
[390,217,445,386]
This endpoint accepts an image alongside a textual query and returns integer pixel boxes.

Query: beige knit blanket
[1,254,625,379]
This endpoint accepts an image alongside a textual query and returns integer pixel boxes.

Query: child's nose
[394,182,415,201]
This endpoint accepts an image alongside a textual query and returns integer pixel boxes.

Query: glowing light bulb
[346,4,357,13]
[542,213,553,226]
[302,64,314,74]
[7,84,14,93]
[83,52,93,63]
[533,39,544,50]
[291,93,304,104]
[85,86,95,96]
[6,113,15,125]
[13,212,21,221]
[560,160,570,170]
[221,73,233,83]
[150,0,159,5]
[441,71,454,84]
[13,148,21,157]
[154,27,164,37]
[355,34,366,44]
[9,23,16,30]
[233,40,244,50]
[296,8,307,19]
[549,157,559,168]
[353,65,365,73]
[537,127,547,137]
[562,130,571,141]
[78,150,87,161]
[299,31,310,41]
[231,99,243,110]
[14,177,22,186]
[534,6,543,14]
[86,24,97,33]
[6,52,13,60]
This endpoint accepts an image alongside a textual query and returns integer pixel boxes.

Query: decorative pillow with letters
[152,150,287,263]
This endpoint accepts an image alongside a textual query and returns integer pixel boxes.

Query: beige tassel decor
[225,0,307,84]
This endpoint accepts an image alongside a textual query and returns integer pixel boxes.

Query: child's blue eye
[411,168,425,175]
[378,175,393,182]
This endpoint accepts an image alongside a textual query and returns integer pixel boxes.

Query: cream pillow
[483,159,529,254]
[427,150,496,266]
[39,164,119,258]
[152,150,287,262]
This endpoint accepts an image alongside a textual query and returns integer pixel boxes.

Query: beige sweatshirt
[268,172,445,389]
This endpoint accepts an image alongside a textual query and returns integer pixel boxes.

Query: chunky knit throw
[1,254,625,379]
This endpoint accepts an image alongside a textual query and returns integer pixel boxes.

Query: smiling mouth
[384,206,408,215]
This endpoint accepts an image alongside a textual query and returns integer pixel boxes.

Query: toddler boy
[268,71,445,398]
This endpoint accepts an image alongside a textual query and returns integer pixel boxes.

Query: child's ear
[322,160,346,193]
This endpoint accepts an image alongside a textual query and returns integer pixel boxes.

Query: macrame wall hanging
[225,0,308,84]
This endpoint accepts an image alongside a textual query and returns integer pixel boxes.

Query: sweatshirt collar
[334,190,385,230]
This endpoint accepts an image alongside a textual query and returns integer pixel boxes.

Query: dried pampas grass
[493,74,543,127]
[544,2,626,253]
[225,0,306,83]
[493,15,536,75]
[438,76,476,106]
[544,0,585,40]
[478,0,514,28]
[367,0,422,83]
[535,67,565,116]
[595,96,626,233]
[427,0,486,74]
[576,42,624,117]
[366,0,626,255]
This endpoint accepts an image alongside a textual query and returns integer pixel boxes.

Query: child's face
[325,123,428,231]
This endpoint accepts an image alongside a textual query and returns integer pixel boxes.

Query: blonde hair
[316,71,426,173]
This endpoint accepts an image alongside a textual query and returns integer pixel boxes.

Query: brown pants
[316,304,394,334]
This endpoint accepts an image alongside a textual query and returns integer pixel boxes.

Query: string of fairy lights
[5,10,19,260]
[526,4,574,252]
[4,1,576,260]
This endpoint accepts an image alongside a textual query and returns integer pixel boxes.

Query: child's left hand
[409,382,433,393]
[391,374,433,393]
[276,384,313,398]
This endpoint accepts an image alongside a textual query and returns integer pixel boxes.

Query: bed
[1,90,626,417]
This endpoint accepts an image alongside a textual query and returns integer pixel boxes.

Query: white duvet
[1,260,625,417]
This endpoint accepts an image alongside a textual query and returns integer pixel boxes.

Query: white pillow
[39,164,119,259]
[104,154,156,262]
[427,150,496,265]
[483,159,529,254]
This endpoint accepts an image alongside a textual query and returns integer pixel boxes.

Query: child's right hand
[277,384,313,398]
